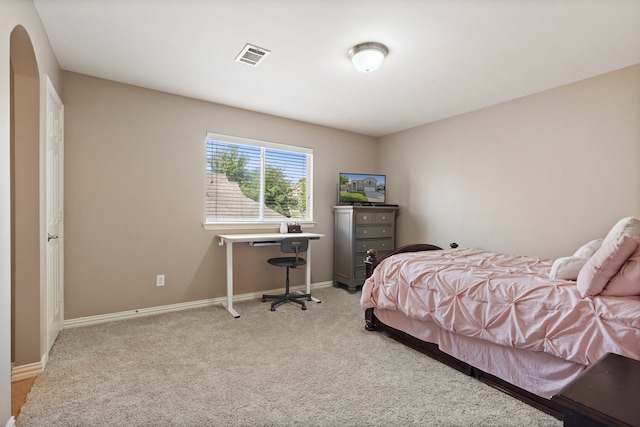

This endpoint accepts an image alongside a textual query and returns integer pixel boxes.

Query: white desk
[217,232,324,318]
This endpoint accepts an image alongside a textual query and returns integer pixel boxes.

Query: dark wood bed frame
[363,243,564,420]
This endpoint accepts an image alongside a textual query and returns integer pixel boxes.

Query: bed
[360,218,640,418]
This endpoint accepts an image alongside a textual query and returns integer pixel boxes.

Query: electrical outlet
[156,274,165,287]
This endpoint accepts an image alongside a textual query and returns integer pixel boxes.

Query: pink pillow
[576,236,638,297]
[601,243,640,296]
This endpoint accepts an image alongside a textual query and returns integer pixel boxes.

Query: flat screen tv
[339,173,386,205]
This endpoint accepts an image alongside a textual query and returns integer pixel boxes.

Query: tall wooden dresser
[333,205,398,293]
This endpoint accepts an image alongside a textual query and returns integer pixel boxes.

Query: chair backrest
[280,236,309,255]
[280,237,308,269]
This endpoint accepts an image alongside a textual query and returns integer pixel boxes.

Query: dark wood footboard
[363,243,563,420]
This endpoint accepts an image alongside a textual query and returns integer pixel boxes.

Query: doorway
[9,21,65,391]
[10,25,65,381]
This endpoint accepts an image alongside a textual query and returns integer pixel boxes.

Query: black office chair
[262,236,311,311]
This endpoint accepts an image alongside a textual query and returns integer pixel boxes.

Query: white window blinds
[205,133,313,224]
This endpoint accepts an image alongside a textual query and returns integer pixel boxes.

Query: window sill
[202,222,316,232]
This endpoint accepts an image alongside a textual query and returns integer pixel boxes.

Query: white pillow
[549,239,605,280]
[572,239,603,259]
[602,217,640,246]
[549,256,589,280]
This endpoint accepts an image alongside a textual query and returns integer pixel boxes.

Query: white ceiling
[33,0,640,137]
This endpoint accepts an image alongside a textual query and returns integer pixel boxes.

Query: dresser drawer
[355,226,393,239]
[354,238,394,253]
[375,211,395,224]
[355,265,367,282]
[356,210,395,225]
[355,212,376,224]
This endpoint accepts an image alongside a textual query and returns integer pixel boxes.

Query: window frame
[202,132,314,231]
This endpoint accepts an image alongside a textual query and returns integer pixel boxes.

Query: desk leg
[306,244,321,304]
[225,242,240,318]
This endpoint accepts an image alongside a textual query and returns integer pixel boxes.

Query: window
[205,133,313,225]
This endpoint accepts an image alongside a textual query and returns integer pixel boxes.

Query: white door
[42,76,64,354]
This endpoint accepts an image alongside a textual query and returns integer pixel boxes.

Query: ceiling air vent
[235,44,271,67]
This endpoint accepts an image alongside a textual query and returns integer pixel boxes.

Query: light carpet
[17,287,561,426]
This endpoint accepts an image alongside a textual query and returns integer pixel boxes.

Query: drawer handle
[363,230,367,234]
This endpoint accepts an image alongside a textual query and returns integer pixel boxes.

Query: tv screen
[339,173,386,204]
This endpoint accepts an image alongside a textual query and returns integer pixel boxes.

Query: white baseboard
[5,416,16,427]
[64,281,334,329]
[11,347,48,383]
[11,360,43,382]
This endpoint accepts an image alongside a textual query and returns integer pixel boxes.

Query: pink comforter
[361,248,640,366]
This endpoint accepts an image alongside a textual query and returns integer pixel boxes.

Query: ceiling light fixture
[348,42,388,73]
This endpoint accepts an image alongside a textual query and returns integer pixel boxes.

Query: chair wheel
[270,306,276,311]
[301,304,307,310]
[262,297,266,302]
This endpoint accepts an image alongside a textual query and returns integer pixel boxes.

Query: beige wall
[379,64,640,259]
[12,70,40,365]
[64,65,640,320]
[62,71,376,319]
